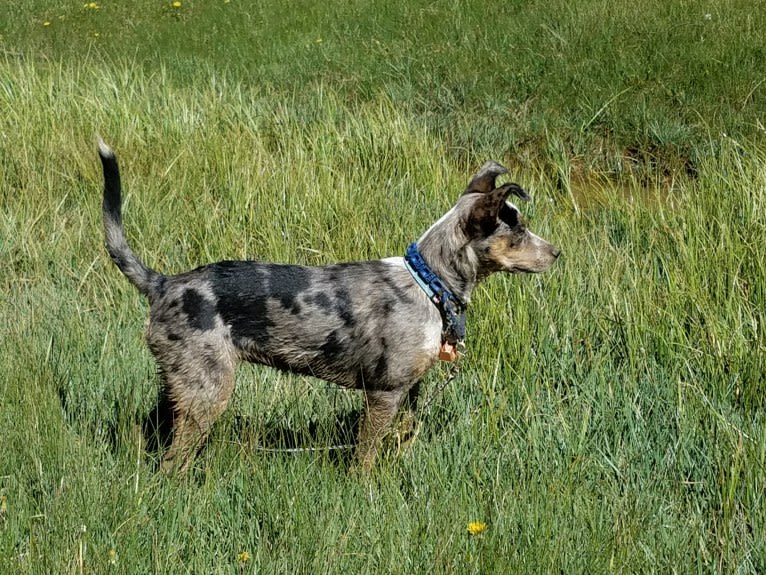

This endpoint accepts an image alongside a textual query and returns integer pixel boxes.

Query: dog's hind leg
[156,355,236,474]
[355,389,406,471]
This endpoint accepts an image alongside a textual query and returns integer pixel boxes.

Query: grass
[3,0,766,173]
[1,1,765,573]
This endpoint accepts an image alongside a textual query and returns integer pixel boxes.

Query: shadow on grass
[138,398,455,470]
[139,394,363,469]
[230,411,362,467]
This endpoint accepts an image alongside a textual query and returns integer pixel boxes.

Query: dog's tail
[98,137,164,299]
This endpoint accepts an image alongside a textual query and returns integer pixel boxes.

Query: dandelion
[84,2,99,9]
[237,551,251,563]
[466,521,487,536]
[43,21,51,27]
[172,1,182,7]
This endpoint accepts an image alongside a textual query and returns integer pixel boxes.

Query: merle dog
[97,139,559,473]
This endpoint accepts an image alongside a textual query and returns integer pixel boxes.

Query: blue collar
[403,242,466,344]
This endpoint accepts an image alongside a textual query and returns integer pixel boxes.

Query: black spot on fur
[155,276,168,297]
[499,202,521,229]
[334,289,355,328]
[167,332,182,342]
[110,252,130,273]
[269,264,310,313]
[371,337,389,382]
[319,330,345,363]
[380,297,396,317]
[208,261,314,346]
[372,353,388,382]
[358,353,389,388]
[379,274,414,305]
[309,292,332,311]
[182,289,216,331]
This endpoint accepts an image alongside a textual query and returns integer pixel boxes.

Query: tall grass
[3,0,765,172]
[1,1,765,573]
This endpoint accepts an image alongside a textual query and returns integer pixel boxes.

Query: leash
[415,347,463,416]
[253,443,354,453]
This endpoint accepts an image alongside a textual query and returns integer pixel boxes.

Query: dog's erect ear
[463,182,529,236]
[463,160,509,194]
[501,182,531,202]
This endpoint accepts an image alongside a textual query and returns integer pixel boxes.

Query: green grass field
[1,1,765,572]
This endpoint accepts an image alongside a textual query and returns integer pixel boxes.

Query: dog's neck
[418,248,480,305]
[415,207,484,305]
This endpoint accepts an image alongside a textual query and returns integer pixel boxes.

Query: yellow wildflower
[43,21,51,27]
[172,1,182,7]
[84,2,99,9]
[237,551,251,563]
[466,521,487,536]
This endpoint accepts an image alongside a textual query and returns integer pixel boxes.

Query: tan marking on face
[488,231,560,273]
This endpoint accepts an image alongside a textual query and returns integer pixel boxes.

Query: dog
[97,138,559,473]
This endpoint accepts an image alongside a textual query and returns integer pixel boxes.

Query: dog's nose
[551,246,561,259]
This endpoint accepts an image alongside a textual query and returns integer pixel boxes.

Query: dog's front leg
[395,382,421,450]
[355,389,406,471]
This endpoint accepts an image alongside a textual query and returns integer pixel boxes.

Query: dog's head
[417,161,559,296]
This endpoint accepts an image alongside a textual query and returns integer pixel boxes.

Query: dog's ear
[463,160,509,194]
[463,182,529,236]
[500,182,530,202]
